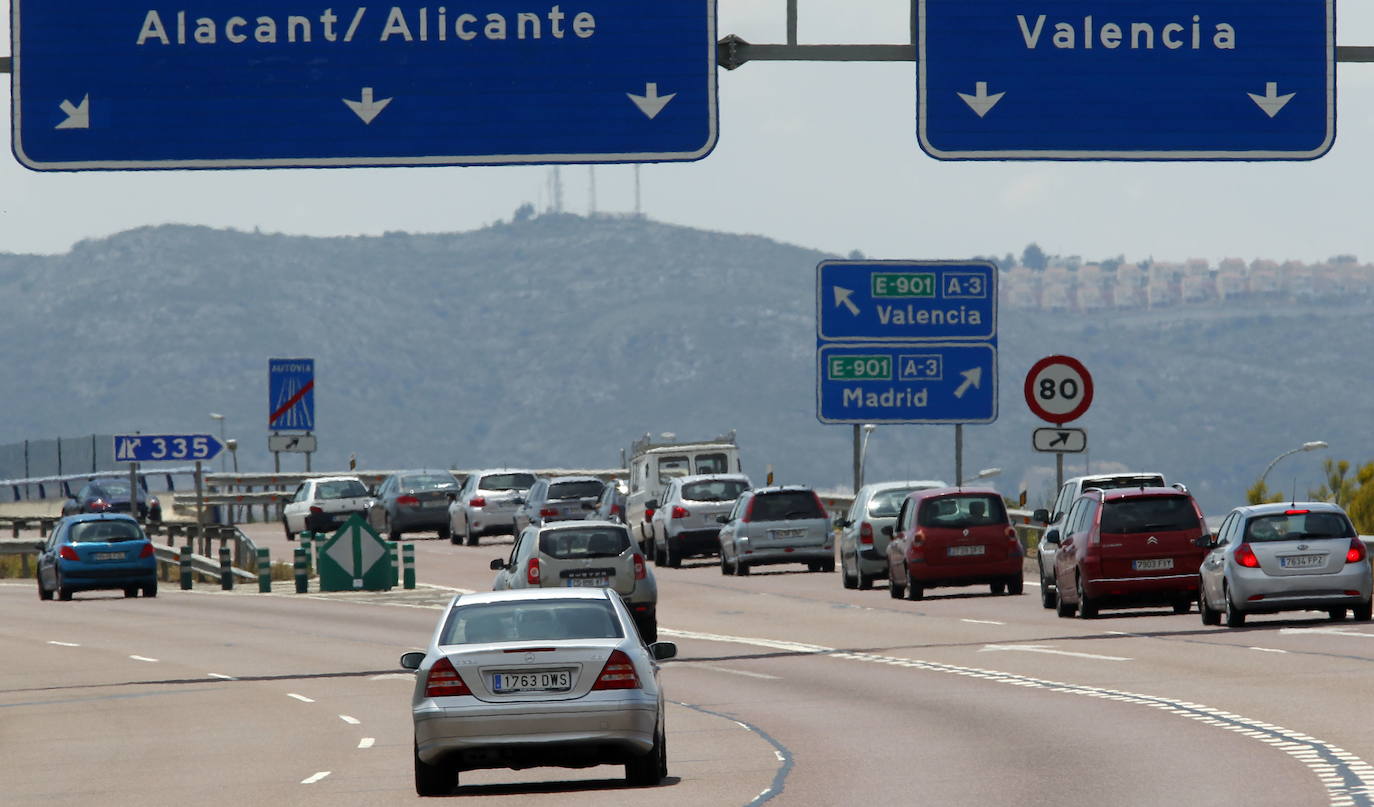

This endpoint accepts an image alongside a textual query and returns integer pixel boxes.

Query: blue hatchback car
[36,514,158,600]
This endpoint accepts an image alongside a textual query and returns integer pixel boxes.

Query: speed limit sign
[1024,355,1094,424]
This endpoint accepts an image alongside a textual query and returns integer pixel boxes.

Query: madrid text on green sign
[871,272,936,298]
[828,354,893,381]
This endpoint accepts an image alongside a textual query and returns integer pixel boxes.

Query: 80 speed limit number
[1023,355,1094,424]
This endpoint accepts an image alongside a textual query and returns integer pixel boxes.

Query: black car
[62,478,162,522]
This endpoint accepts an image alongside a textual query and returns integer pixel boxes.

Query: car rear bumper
[1229,564,1373,613]
[738,545,832,566]
[60,563,157,590]
[391,509,451,532]
[1084,572,1199,603]
[413,696,658,769]
[666,528,722,556]
[305,510,366,532]
[910,558,1021,587]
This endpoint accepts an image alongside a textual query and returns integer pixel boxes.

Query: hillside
[2,214,1371,516]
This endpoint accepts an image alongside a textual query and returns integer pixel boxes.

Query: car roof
[62,512,140,525]
[311,475,365,484]
[451,588,610,607]
[749,485,816,495]
[471,468,538,476]
[1093,486,1191,501]
[674,473,750,485]
[546,475,603,484]
[540,519,627,532]
[1067,472,1165,487]
[906,486,1001,499]
[862,480,948,495]
[1232,501,1347,518]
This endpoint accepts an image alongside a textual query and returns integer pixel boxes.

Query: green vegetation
[1248,458,1374,533]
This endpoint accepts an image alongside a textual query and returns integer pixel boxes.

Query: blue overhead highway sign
[816,343,997,425]
[270,358,315,431]
[12,0,717,170]
[817,260,997,343]
[114,434,224,462]
[917,0,1334,160]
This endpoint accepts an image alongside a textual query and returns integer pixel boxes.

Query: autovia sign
[917,0,1335,160]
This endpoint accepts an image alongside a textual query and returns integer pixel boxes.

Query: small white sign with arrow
[1032,427,1087,454]
[627,83,676,120]
[343,88,392,124]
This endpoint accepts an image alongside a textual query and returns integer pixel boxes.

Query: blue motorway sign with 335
[12,0,717,169]
[917,0,1334,159]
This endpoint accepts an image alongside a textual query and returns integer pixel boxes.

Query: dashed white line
[338,714,360,725]
[1250,647,1289,654]
[962,618,1005,625]
[208,673,237,680]
[129,655,159,663]
[1279,627,1374,639]
[370,673,413,681]
[358,738,375,749]
[301,771,331,785]
[47,641,80,647]
[288,693,315,703]
[979,644,1131,661]
[698,665,781,680]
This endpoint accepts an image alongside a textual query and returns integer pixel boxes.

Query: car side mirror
[1044,529,1061,545]
[489,558,505,571]
[1032,508,1050,524]
[446,491,457,501]
[881,525,894,537]
[1194,534,1215,549]
[716,515,729,524]
[399,651,425,670]
[581,501,596,510]
[649,642,678,661]
[645,500,659,511]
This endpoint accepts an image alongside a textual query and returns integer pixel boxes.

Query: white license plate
[92,552,123,561]
[1132,558,1174,571]
[947,545,986,557]
[332,513,348,522]
[492,670,571,693]
[770,528,807,540]
[566,577,609,588]
[1280,554,1325,569]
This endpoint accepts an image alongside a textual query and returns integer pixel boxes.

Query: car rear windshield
[94,480,132,497]
[917,494,1007,527]
[403,474,457,491]
[869,488,926,518]
[441,600,624,644]
[695,453,730,474]
[548,480,604,500]
[480,473,536,491]
[70,521,144,543]
[1100,496,1199,534]
[1084,475,1165,491]
[751,491,825,521]
[539,527,631,559]
[1245,511,1355,542]
[317,480,368,499]
[682,479,748,502]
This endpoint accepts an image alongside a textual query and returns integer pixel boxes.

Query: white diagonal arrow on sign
[833,286,860,316]
[1247,82,1295,118]
[957,82,1004,118]
[627,83,676,119]
[56,95,90,129]
[953,367,982,398]
[343,88,392,124]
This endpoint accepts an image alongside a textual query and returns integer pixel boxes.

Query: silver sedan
[1199,501,1373,627]
[400,588,675,795]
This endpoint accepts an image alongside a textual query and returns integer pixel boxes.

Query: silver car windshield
[440,601,624,643]
[539,528,631,559]
[1245,511,1353,542]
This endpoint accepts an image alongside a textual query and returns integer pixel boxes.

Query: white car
[281,476,372,539]
[447,468,538,546]
[648,473,751,567]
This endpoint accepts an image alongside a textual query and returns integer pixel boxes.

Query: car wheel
[841,557,857,589]
[1007,577,1024,596]
[990,581,1006,595]
[1200,593,1221,626]
[905,576,924,600]
[807,562,821,573]
[1172,597,1191,615]
[124,586,138,598]
[735,556,750,576]
[438,523,451,542]
[1040,571,1058,608]
[665,542,681,569]
[653,542,665,565]
[626,721,666,786]
[38,578,53,601]
[638,614,658,644]
[465,532,479,547]
[56,572,72,602]
[1354,600,1373,622]
[143,581,157,598]
[1224,585,1246,628]
[821,558,835,573]
[1056,585,1077,618]
[386,514,402,543]
[720,552,731,576]
[283,520,294,541]
[857,569,874,590]
[414,739,454,796]
[1076,576,1098,619]
[1329,607,1348,621]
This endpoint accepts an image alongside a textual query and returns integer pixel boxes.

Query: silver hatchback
[1199,501,1373,627]
[717,486,834,575]
[837,479,945,590]
[400,588,676,795]
[448,468,538,546]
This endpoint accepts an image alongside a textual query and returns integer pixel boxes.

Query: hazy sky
[4,1,1374,264]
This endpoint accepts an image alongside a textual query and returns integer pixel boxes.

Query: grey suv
[717,486,834,575]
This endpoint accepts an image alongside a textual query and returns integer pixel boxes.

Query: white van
[624,432,742,552]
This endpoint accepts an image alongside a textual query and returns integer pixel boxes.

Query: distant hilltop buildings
[997,255,1372,311]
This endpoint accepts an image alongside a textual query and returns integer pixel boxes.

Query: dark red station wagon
[1051,486,1209,619]
[884,487,1024,600]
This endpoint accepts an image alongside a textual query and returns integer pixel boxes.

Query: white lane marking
[301,771,331,784]
[962,618,1005,625]
[358,738,375,749]
[1250,647,1289,654]
[979,644,1131,662]
[697,664,781,680]
[417,583,477,594]
[208,673,237,680]
[370,673,413,681]
[339,714,360,725]
[129,655,159,663]
[1280,627,1374,639]
[47,641,80,647]
[288,693,315,703]
[666,626,1374,807]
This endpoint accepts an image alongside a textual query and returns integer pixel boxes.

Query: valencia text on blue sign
[917,0,1334,159]
[817,260,997,343]
[816,343,997,425]
[12,0,717,169]
[114,434,224,462]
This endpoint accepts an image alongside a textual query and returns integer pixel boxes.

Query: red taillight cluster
[859,522,873,546]
[1235,543,1261,568]
[909,530,927,562]
[89,498,110,511]
[139,542,155,558]
[59,546,80,561]
[742,497,756,523]
[812,492,828,520]
[633,553,646,580]
[309,505,323,514]
[539,508,559,518]
[591,650,641,690]
[611,504,623,516]
[424,657,472,698]
[396,495,421,507]
[1346,538,1368,564]
[671,506,689,519]
[1006,526,1023,556]
[644,509,655,522]
[470,496,487,508]
[526,557,541,585]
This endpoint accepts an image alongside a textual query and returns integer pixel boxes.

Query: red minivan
[884,487,1024,600]
[1051,486,1208,619]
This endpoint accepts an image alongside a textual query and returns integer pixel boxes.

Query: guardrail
[0,531,258,584]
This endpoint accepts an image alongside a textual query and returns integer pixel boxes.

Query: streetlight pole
[209,413,226,472]
[1258,440,1328,493]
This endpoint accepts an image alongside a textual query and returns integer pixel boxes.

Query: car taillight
[633,553,646,580]
[470,496,486,508]
[1346,538,1367,564]
[59,546,79,561]
[539,508,559,518]
[1285,509,1310,516]
[812,492,828,520]
[396,495,421,506]
[910,529,926,562]
[424,657,472,698]
[671,506,689,519]
[139,542,155,558]
[859,522,873,545]
[611,504,622,516]
[1006,526,1023,555]
[743,497,756,523]
[526,557,541,585]
[90,499,110,511]
[309,506,323,514]
[591,650,641,690]
[644,509,655,522]
[1235,543,1261,568]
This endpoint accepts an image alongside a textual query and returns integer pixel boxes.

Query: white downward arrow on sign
[833,287,861,316]
[957,82,1004,118]
[1248,82,1295,118]
[953,367,982,398]
[343,88,392,124]
[627,83,676,119]
[56,95,90,129]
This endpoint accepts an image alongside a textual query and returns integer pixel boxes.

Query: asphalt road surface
[4,522,1374,806]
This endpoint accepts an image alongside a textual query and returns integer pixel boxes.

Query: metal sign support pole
[129,461,139,522]
[1056,453,1064,491]
[194,461,205,527]
[851,424,862,494]
[955,425,964,487]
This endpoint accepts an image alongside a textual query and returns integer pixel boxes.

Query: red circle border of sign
[1023,354,1094,425]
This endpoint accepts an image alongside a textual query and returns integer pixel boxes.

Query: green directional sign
[317,515,392,592]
